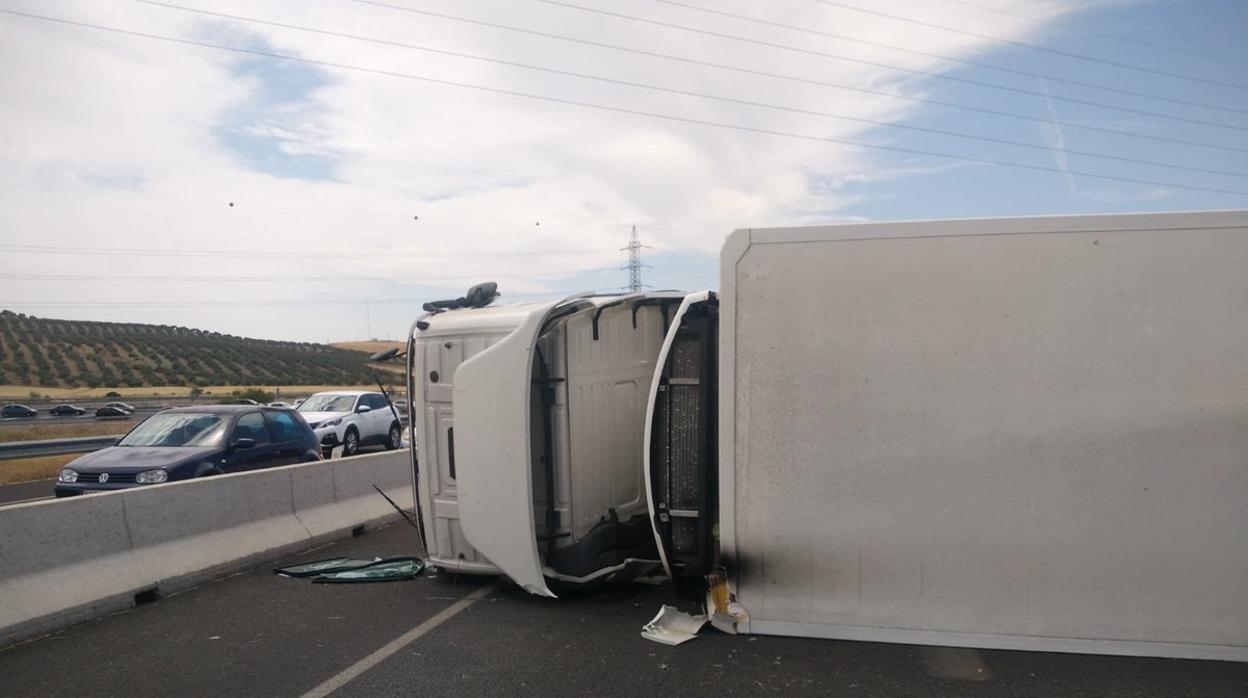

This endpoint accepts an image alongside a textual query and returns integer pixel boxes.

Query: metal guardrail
[0,436,121,461]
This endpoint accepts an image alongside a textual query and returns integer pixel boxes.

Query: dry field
[0,384,379,400]
[0,420,134,444]
[0,453,81,485]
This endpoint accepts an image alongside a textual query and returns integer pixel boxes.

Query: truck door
[644,292,718,582]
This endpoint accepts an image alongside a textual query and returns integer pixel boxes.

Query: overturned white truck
[402,210,1248,661]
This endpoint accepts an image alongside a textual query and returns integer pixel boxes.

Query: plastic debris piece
[641,605,707,646]
[705,567,749,634]
[311,556,425,583]
[275,557,381,578]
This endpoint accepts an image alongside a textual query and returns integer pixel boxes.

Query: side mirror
[233,437,256,450]
[356,405,372,414]
[368,347,400,362]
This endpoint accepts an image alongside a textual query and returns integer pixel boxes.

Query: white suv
[297,391,401,456]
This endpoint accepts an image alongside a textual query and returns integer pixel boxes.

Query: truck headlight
[136,469,169,485]
[58,468,78,483]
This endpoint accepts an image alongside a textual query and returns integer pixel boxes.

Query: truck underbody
[409,291,718,596]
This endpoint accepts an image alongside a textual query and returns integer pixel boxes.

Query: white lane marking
[301,583,496,698]
[921,646,992,681]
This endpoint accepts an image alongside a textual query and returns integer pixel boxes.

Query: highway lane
[0,411,156,428]
[0,479,53,505]
[2,523,1244,697]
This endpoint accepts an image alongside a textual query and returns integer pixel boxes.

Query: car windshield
[118,413,227,448]
[298,395,356,413]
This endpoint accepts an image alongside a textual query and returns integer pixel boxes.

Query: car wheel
[386,423,401,450]
[343,428,360,457]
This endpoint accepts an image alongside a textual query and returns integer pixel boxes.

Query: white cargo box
[718,210,1248,661]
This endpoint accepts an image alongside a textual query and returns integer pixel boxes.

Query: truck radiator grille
[668,381,701,511]
[649,299,717,579]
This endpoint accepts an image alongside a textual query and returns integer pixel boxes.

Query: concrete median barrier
[0,450,414,647]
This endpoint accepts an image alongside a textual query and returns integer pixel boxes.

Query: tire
[343,427,360,457]
[385,423,402,450]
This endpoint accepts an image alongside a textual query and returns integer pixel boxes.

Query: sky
[0,0,1245,342]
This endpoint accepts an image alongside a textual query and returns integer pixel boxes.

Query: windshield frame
[117,412,228,448]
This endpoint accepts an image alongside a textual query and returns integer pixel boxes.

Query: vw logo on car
[98,473,109,484]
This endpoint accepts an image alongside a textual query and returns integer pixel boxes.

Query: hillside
[0,311,379,389]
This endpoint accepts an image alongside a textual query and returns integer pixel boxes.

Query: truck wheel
[386,423,402,450]
[343,427,360,456]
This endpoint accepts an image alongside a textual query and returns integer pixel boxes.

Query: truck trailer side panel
[719,211,1248,661]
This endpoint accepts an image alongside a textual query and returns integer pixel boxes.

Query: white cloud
[0,0,1101,340]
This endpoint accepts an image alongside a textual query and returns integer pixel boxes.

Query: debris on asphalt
[311,556,425,584]
[641,605,707,646]
[274,558,381,578]
[276,556,425,583]
[705,567,749,634]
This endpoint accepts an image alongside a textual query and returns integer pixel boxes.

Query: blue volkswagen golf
[54,406,321,497]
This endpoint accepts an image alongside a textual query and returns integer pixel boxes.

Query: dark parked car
[49,404,88,416]
[95,405,131,418]
[1,404,37,419]
[55,406,321,497]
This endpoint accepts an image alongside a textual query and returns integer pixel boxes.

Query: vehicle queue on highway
[2,391,407,500]
[2,401,138,419]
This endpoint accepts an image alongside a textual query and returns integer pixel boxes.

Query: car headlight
[136,469,169,485]
[58,468,78,483]
[321,417,342,428]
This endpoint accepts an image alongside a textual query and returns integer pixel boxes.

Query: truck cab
[408,290,717,595]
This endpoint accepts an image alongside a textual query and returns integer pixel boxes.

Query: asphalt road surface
[0,410,156,428]
[0,479,54,505]
[2,523,1244,697]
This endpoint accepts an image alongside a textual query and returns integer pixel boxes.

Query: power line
[0,182,413,219]
[940,0,1247,66]
[533,0,1248,133]
[0,243,615,260]
[135,2,1248,180]
[3,9,1244,197]
[645,0,1247,116]
[355,1,1248,154]
[0,280,650,309]
[0,185,636,249]
[0,298,430,308]
[0,266,623,282]
[807,0,1248,91]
